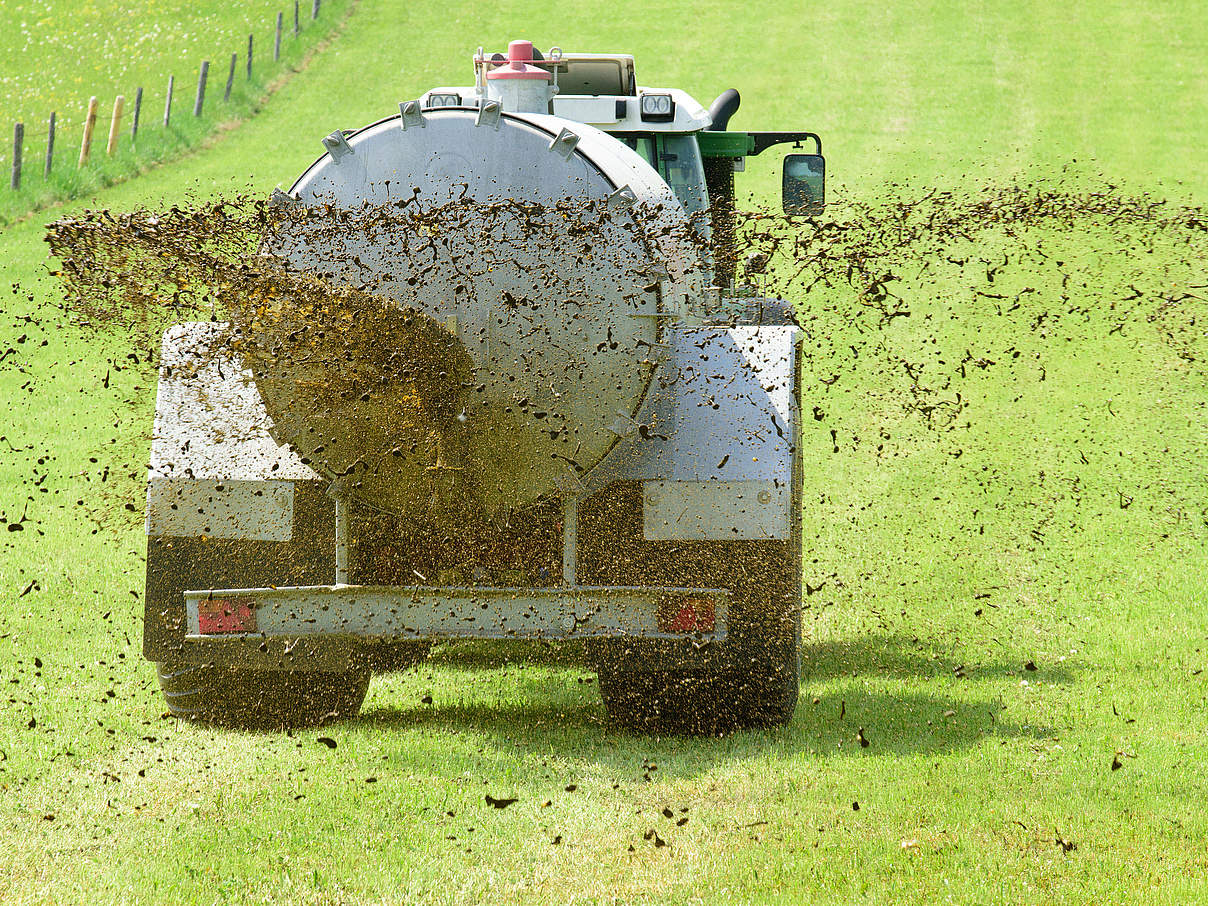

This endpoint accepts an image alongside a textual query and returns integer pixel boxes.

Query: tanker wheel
[156,662,370,729]
[598,641,800,735]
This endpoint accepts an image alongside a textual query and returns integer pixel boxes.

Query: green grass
[2,0,1208,903]
[0,0,352,224]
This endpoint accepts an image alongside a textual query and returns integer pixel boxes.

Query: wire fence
[6,0,325,195]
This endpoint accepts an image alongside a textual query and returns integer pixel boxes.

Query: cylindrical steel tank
[257,106,702,516]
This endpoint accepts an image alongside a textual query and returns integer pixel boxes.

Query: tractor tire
[156,662,370,729]
[599,641,800,735]
[580,481,803,735]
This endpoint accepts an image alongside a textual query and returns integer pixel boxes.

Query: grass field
[0,0,352,224]
[1,1,1207,903]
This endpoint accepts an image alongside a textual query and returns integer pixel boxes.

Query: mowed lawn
[1,1,1207,904]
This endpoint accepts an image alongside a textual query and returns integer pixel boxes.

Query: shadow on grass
[424,631,1074,684]
[352,690,1048,774]
[801,631,1075,685]
[351,637,1056,771]
[424,639,590,669]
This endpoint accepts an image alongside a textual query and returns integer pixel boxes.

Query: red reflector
[658,596,716,634]
[197,596,256,634]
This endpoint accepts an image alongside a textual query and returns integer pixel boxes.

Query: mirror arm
[748,131,822,157]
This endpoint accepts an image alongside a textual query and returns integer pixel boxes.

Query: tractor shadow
[800,631,1075,686]
[350,631,1062,771]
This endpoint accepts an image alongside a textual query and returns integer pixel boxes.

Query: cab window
[615,133,709,217]
[617,134,656,168]
[657,134,708,216]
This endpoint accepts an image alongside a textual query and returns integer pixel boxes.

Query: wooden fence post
[106,95,124,155]
[164,75,174,127]
[294,1,300,36]
[224,53,237,102]
[247,34,254,78]
[79,96,98,166]
[44,112,55,177]
[11,123,22,190]
[312,0,320,20]
[275,12,283,61]
[131,87,143,140]
[194,60,209,116]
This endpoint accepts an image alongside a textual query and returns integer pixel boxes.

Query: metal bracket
[561,495,579,587]
[549,47,562,96]
[398,100,427,130]
[551,466,586,497]
[548,127,580,159]
[656,359,681,387]
[748,130,822,157]
[321,130,353,162]
[326,480,351,586]
[270,187,298,208]
[607,410,638,438]
[474,47,486,94]
[475,99,502,129]
[628,311,681,321]
[607,185,638,213]
[643,262,670,281]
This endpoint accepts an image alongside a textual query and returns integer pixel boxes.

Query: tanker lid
[486,40,553,81]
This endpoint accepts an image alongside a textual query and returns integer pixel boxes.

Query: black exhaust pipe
[707,89,741,131]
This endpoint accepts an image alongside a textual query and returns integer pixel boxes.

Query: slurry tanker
[143,40,825,732]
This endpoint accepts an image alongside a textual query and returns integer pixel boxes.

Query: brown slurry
[32,180,1208,542]
[42,195,684,526]
[45,198,482,523]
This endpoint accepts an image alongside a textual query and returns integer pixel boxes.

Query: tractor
[144,40,825,733]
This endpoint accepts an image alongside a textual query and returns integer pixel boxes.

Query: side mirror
[782,153,825,216]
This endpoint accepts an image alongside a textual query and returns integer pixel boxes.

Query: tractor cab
[419,41,825,295]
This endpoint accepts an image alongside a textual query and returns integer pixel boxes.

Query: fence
[6,0,325,197]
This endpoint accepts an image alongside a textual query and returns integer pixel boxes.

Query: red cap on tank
[487,40,552,81]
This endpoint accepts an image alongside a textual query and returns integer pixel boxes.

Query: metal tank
[263,97,703,514]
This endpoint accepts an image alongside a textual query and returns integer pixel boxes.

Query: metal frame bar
[748,131,822,157]
[562,495,579,586]
[334,493,350,585]
[184,584,729,642]
[328,480,351,585]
